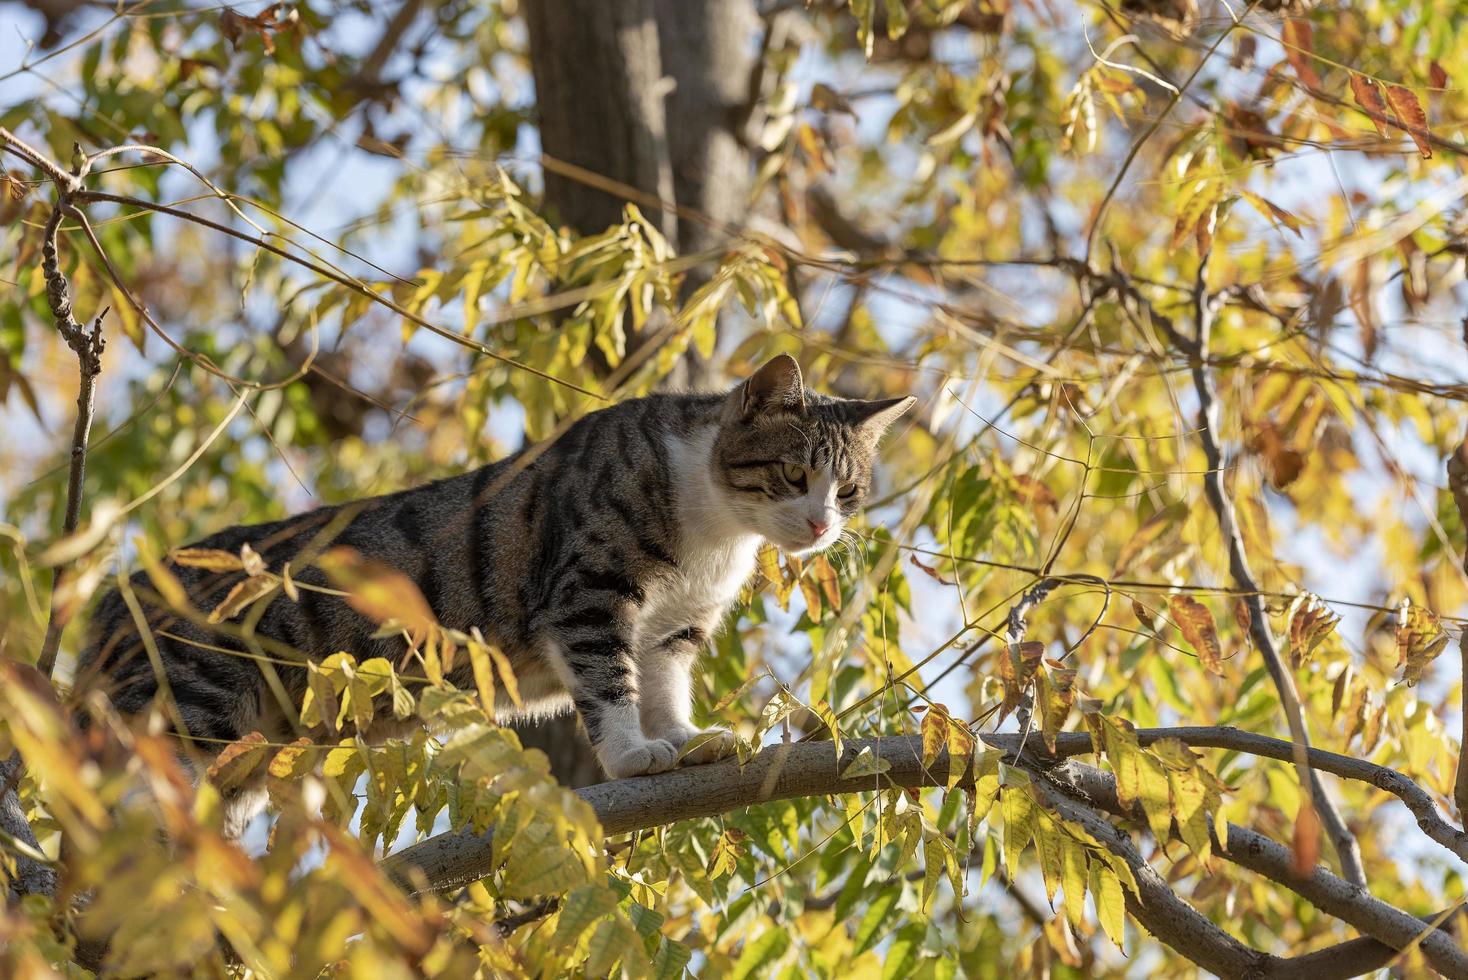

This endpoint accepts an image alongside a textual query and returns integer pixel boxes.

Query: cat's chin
[773,534,836,556]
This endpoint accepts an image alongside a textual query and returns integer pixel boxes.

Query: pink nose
[808,519,830,537]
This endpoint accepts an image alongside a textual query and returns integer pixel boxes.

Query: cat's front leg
[549,610,681,779]
[639,627,737,766]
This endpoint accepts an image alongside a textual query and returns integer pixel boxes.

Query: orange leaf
[1384,84,1432,158]
[207,731,271,793]
[318,546,437,644]
[1292,800,1320,877]
[1429,61,1449,91]
[1348,74,1389,138]
[1168,595,1223,676]
[1280,20,1321,90]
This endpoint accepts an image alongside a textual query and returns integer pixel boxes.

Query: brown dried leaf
[1231,34,1257,70]
[1348,74,1390,138]
[909,554,955,586]
[998,641,1045,723]
[1430,61,1449,91]
[207,573,281,623]
[1248,421,1306,490]
[1280,20,1321,90]
[1331,664,1352,719]
[1396,602,1449,685]
[1013,473,1059,512]
[1287,595,1339,668]
[811,554,842,611]
[1350,258,1378,360]
[1232,598,1253,644]
[1040,665,1077,754]
[1292,800,1320,877]
[1169,595,1224,676]
[1384,84,1432,158]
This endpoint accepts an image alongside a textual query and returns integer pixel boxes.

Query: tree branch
[1447,427,1468,818]
[1055,760,1468,978]
[1036,725,1468,866]
[1026,776,1276,978]
[1188,265,1365,886]
[382,722,1460,897]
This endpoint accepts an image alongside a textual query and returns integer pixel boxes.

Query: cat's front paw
[669,727,739,766]
[600,737,681,779]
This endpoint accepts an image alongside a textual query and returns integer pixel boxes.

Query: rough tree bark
[515,0,758,786]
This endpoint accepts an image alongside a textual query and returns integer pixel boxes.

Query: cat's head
[713,354,914,554]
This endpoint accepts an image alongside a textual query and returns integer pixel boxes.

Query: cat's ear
[848,395,916,436]
[739,354,805,417]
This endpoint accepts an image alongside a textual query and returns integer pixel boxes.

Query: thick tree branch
[382,723,1459,895]
[1189,268,1365,886]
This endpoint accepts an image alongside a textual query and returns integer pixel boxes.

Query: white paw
[601,738,680,779]
[670,727,739,765]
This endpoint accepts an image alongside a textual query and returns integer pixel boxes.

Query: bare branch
[1035,725,1468,866]
[1187,261,1365,885]
[1448,427,1468,818]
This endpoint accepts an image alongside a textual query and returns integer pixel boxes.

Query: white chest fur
[633,427,760,651]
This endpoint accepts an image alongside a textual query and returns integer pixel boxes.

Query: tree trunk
[524,0,675,241]
[655,0,759,387]
[519,0,759,787]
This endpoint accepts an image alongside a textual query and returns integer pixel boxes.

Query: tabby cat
[77,354,913,836]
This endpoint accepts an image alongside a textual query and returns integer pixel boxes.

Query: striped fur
[76,355,912,831]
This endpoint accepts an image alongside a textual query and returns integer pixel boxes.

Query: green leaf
[853,885,900,954]
[732,927,790,980]
[554,885,619,949]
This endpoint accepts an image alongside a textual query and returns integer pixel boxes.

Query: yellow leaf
[921,707,950,771]
[484,635,522,709]
[1061,837,1088,928]
[1091,862,1127,951]
[468,638,497,713]
[169,547,244,571]
[268,737,315,780]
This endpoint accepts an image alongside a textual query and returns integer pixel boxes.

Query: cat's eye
[781,462,806,487]
[837,483,858,499]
